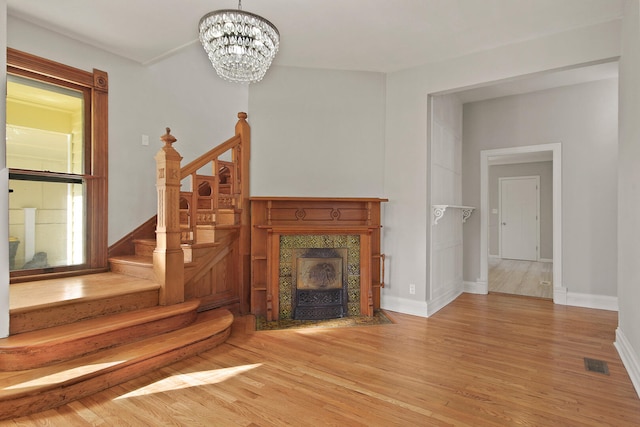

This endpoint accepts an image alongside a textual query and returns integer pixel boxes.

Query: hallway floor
[489,257,553,299]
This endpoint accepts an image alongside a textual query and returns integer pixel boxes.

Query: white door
[499,176,539,261]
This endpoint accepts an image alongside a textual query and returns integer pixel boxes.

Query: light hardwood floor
[489,257,553,299]
[2,293,639,426]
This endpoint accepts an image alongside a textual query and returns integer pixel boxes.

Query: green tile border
[279,234,360,319]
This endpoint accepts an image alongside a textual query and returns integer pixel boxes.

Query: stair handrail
[179,134,241,178]
[177,113,248,244]
[179,135,241,244]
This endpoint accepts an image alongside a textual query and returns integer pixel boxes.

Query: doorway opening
[493,173,549,298]
[480,143,565,303]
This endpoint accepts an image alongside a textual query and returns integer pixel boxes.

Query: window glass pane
[8,179,85,270]
[6,74,84,174]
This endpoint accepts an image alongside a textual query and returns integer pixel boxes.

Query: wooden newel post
[235,112,251,314]
[154,128,185,305]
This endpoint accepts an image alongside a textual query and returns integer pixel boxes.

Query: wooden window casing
[7,48,109,281]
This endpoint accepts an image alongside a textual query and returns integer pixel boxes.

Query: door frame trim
[480,143,565,304]
[498,175,540,261]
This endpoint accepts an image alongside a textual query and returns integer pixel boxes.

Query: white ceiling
[6,0,623,99]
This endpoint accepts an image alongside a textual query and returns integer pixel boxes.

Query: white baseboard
[566,291,618,311]
[380,286,463,318]
[488,254,499,259]
[383,287,617,318]
[539,258,553,263]
[426,286,463,316]
[460,284,616,311]
[464,281,488,294]
[380,294,429,318]
[553,286,567,305]
[615,328,640,399]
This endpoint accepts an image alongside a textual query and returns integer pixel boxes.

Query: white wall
[382,20,621,315]
[1,0,9,338]
[428,94,464,314]
[616,0,640,398]
[248,65,386,197]
[6,16,248,245]
[462,79,618,298]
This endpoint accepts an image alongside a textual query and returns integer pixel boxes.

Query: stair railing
[154,112,250,307]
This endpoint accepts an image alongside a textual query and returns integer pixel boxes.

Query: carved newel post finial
[160,127,177,148]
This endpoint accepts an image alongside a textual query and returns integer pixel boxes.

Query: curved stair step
[108,255,154,280]
[133,238,157,257]
[0,308,234,421]
[10,273,161,335]
[0,300,201,371]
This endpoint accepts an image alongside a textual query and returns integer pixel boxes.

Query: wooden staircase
[107,113,251,313]
[0,113,251,420]
[0,273,233,420]
[109,225,242,312]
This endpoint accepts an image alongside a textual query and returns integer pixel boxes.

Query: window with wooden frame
[6,48,108,281]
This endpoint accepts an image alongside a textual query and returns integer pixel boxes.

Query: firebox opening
[292,248,348,320]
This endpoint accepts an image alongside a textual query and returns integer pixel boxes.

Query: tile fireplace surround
[250,197,387,321]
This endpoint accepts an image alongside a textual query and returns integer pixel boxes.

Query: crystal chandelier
[198,0,280,83]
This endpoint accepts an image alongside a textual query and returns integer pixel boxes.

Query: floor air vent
[584,357,610,375]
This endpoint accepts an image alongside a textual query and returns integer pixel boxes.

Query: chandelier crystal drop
[198,1,279,84]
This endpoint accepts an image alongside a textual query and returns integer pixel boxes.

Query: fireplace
[250,197,387,321]
[292,249,348,320]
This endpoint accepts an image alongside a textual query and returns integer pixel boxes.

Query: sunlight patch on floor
[115,363,262,399]
[4,361,124,390]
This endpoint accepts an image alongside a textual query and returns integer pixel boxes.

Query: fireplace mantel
[250,197,387,321]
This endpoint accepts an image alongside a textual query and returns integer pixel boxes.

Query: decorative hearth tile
[334,235,348,248]
[348,302,360,316]
[280,263,291,277]
[280,276,293,319]
[291,235,305,248]
[306,236,325,248]
[348,276,360,293]
[322,235,335,247]
[280,248,292,276]
[256,310,393,331]
[280,247,292,262]
[280,235,294,249]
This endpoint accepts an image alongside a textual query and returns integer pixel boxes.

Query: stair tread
[0,300,200,348]
[10,273,160,314]
[0,309,233,400]
[108,254,153,265]
[214,223,242,229]
[186,241,221,250]
[132,238,156,244]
